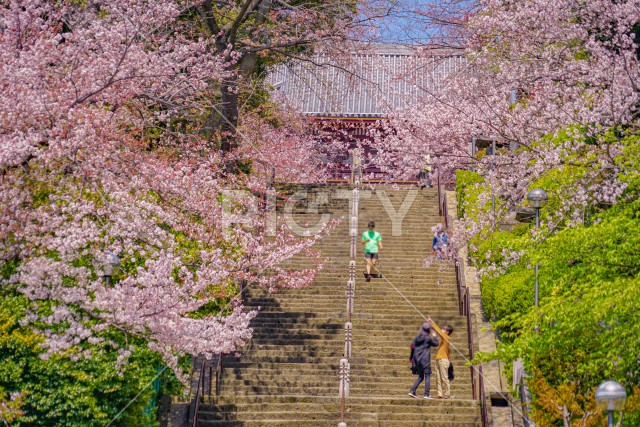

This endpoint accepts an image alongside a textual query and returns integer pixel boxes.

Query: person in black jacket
[408,322,439,399]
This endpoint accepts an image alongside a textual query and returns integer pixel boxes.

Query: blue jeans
[411,371,431,397]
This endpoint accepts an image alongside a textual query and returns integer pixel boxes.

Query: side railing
[189,361,206,427]
[437,168,451,229]
[214,355,222,396]
[439,173,489,427]
[338,149,362,427]
[188,351,223,426]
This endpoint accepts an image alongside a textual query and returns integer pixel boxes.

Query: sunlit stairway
[195,185,482,426]
[344,187,480,426]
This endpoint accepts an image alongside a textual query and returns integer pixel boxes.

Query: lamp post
[595,380,627,427]
[491,139,496,230]
[102,251,120,286]
[470,137,477,172]
[509,88,519,151]
[510,88,519,105]
[527,188,548,307]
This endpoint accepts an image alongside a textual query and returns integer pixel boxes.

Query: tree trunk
[220,74,239,153]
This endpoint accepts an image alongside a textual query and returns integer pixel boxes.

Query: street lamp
[595,380,627,427]
[102,251,120,286]
[527,188,548,307]
[510,88,519,105]
[509,89,519,151]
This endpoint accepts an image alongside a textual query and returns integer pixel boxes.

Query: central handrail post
[340,148,361,427]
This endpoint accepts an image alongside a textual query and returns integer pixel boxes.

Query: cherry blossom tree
[236,99,335,184]
[193,0,395,153]
[376,0,640,255]
[0,0,337,384]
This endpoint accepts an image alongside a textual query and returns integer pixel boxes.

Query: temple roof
[266,45,466,118]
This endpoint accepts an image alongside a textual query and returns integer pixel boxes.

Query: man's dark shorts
[365,252,379,260]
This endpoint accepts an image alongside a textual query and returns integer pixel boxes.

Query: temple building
[266,44,466,179]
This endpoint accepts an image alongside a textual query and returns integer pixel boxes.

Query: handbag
[447,363,454,381]
[410,361,418,375]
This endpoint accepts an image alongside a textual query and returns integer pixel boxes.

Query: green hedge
[455,170,485,219]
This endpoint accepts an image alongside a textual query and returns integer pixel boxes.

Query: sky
[365,0,476,45]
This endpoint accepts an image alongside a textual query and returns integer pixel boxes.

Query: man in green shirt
[362,221,383,282]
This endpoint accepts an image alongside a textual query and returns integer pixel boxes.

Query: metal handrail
[456,259,489,427]
[437,168,450,229]
[215,354,222,396]
[479,366,490,426]
[339,149,362,425]
[465,287,475,399]
[191,362,205,427]
[439,173,489,427]
[437,168,443,216]
[443,193,450,229]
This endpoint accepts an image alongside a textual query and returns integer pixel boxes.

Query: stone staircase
[195,185,482,426]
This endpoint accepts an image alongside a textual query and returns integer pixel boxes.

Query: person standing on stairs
[408,322,439,399]
[428,316,454,399]
[417,154,432,188]
[362,220,382,282]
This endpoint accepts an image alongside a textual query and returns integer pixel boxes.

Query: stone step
[198,401,479,416]
[249,284,458,292]
[216,379,474,395]
[267,271,456,278]
[348,385,475,395]
[245,301,458,309]
[221,357,474,370]
[247,290,459,299]
[244,332,463,344]
[247,289,459,298]
[248,310,464,321]
[248,310,458,323]
[205,395,477,406]
[239,337,470,348]
[216,386,337,396]
[198,409,480,423]
[245,299,459,307]
[199,420,481,426]
[248,320,466,329]
[245,300,458,308]
[220,359,472,373]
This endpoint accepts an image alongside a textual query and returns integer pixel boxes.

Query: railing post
[437,167,442,216]
[208,361,213,397]
[456,252,488,427]
[471,365,477,400]
[191,363,205,427]
[346,280,355,321]
[340,149,360,426]
[215,354,222,397]
[456,263,463,315]
[465,286,476,402]
[479,366,489,426]
[187,358,196,401]
[344,322,352,359]
[339,358,350,397]
[443,193,449,229]
[351,189,359,214]
[350,216,358,258]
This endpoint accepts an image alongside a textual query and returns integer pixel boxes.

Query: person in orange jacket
[428,316,454,399]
